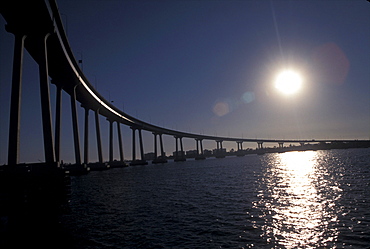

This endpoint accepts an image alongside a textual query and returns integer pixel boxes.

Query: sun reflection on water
[256,151,341,248]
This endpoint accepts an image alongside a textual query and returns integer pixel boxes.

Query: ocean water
[62,148,370,248]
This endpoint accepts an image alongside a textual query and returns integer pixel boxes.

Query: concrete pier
[70,86,81,165]
[63,163,90,175]
[7,33,26,166]
[215,140,225,158]
[174,136,186,161]
[152,133,168,164]
[88,162,110,171]
[38,33,55,164]
[236,141,245,156]
[94,109,103,163]
[83,107,90,165]
[0,162,70,214]
[195,139,206,160]
[108,119,114,163]
[257,142,264,149]
[54,85,62,163]
[0,162,71,247]
[116,122,125,163]
[130,128,148,166]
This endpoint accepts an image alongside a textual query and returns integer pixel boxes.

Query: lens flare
[213,101,230,116]
[241,91,255,104]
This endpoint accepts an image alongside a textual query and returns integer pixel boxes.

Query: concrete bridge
[1,0,368,170]
[1,0,370,220]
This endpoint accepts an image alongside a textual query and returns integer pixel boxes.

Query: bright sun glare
[274,70,303,95]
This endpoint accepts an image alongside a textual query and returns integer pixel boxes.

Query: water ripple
[61,149,370,248]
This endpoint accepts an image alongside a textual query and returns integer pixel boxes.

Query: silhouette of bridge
[2,1,370,226]
[1,0,369,170]
[1,2,369,244]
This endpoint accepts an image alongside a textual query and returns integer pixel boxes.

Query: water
[61,148,370,248]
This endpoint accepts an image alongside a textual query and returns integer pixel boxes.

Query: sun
[274,70,303,95]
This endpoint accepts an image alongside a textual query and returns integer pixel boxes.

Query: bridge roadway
[1,0,368,167]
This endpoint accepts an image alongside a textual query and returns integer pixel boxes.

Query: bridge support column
[153,133,158,159]
[83,107,90,165]
[71,86,81,165]
[195,139,205,160]
[201,140,204,155]
[108,119,114,163]
[236,141,244,156]
[7,34,26,165]
[153,133,167,164]
[138,129,146,162]
[175,137,178,158]
[196,139,204,155]
[159,134,165,159]
[95,109,103,163]
[39,33,55,164]
[131,127,136,162]
[54,85,62,163]
[216,140,225,158]
[180,137,184,158]
[278,142,284,148]
[257,142,264,149]
[130,128,148,165]
[174,136,186,162]
[237,141,244,151]
[256,142,265,155]
[117,122,124,162]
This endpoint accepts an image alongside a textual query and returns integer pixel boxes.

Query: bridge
[0,0,369,228]
[1,0,369,171]
[1,2,370,246]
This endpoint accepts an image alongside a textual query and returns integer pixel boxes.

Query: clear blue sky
[1,0,369,163]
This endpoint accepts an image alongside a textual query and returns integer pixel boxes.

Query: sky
[0,0,369,164]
